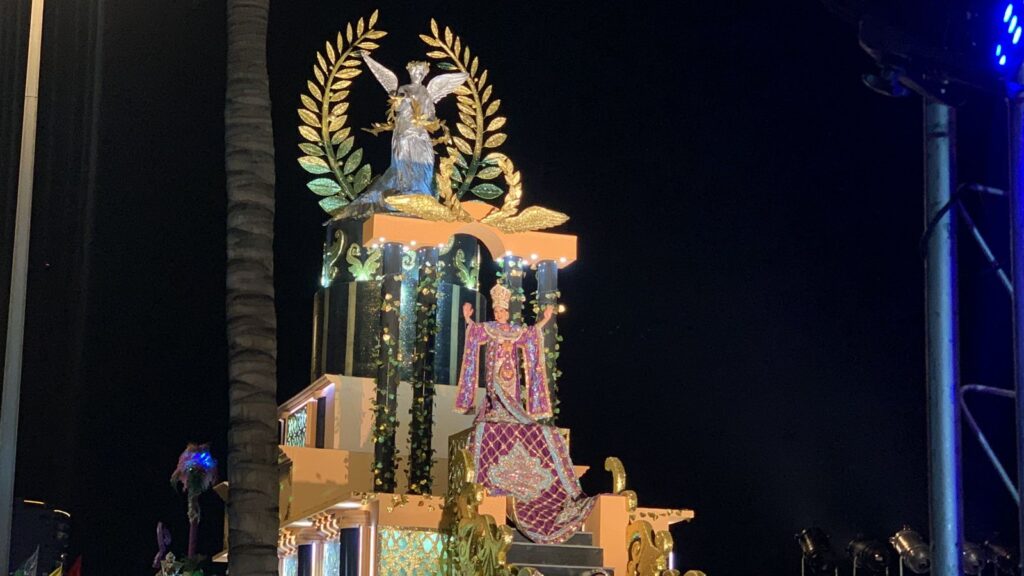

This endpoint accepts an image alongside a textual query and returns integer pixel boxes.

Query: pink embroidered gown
[454,321,596,544]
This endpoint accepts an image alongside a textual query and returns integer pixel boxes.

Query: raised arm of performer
[536,305,554,328]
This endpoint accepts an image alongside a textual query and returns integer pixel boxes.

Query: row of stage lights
[797,527,1017,576]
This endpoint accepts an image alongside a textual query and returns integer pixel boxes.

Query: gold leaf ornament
[485,157,568,232]
[297,10,386,215]
[490,206,569,233]
[421,20,510,200]
[385,195,472,223]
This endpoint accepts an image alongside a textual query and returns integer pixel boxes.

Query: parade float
[214,11,697,575]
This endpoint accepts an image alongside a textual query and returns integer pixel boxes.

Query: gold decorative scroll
[312,511,342,540]
[321,229,345,286]
[278,528,298,558]
[442,448,515,576]
[605,457,627,495]
[626,520,679,576]
[605,457,679,576]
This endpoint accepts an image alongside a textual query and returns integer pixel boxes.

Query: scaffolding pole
[1009,73,1024,570]
[0,0,45,569]
[922,99,963,576]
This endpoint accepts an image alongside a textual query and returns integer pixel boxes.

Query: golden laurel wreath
[297,13,568,233]
[296,10,385,215]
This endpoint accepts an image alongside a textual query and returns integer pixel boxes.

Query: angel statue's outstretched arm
[426,72,469,103]
[359,51,398,93]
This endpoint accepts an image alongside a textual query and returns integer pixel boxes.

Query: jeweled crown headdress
[490,283,511,310]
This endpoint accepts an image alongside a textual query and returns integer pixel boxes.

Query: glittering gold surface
[604,457,627,495]
[626,519,679,576]
[442,448,514,576]
[377,527,446,575]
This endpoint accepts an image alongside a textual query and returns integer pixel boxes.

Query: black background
[1,0,1019,573]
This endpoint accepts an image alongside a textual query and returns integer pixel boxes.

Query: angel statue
[335,53,468,219]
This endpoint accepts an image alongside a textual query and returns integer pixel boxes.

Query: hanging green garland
[407,260,440,494]
[371,278,402,491]
[531,290,561,424]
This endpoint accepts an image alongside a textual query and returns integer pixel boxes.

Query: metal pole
[1008,74,1024,571]
[1,0,45,569]
[923,99,963,576]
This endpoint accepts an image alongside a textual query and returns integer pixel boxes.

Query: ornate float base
[212,375,695,575]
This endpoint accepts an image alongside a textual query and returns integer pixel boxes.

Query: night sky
[1,0,1020,574]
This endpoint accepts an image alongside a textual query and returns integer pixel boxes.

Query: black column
[373,242,403,492]
[501,255,525,323]
[535,260,560,422]
[408,247,438,494]
[438,234,479,287]
[340,527,359,576]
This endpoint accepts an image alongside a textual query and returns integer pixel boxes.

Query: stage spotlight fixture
[796,528,838,575]
[995,1,1024,71]
[962,542,987,576]
[848,538,892,575]
[983,541,1017,575]
[862,67,909,98]
[890,526,930,575]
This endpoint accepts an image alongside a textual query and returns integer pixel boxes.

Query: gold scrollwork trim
[626,519,679,576]
[321,229,345,287]
[607,457,679,576]
[605,457,627,495]
[312,511,342,540]
[347,243,382,281]
[442,448,515,576]
[278,528,298,558]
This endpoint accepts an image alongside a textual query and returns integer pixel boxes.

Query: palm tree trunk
[225,0,279,574]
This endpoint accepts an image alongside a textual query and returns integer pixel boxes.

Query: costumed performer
[454,283,596,544]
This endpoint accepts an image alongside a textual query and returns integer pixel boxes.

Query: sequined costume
[455,320,596,544]
[455,321,552,422]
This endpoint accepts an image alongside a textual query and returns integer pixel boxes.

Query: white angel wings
[360,52,468,102]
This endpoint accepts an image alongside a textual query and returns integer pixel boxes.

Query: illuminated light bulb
[379,237,386,243]
[530,253,539,260]
[557,304,566,313]
[371,243,379,249]
[1015,27,1022,44]
[559,256,567,263]
[1002,54,1009,65]
[410,240,417,246]
[505,250,513,256]
[998,43,1004,56]
[1010,14,1018,32]
[1006,3,1015,23]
